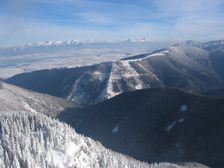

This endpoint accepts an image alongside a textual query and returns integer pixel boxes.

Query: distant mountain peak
[24,40,82,47]
[125,37,150,43]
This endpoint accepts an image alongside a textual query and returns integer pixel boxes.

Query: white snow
[166,118,185,132]
[104,60,145,100]
[49,141,82,167]
[178,118,185,123]
[121,61,144,89]
[127,50,169,62]
[166,121,177,132]
[180,104,188,112]
[23,102,37,113]
[104,63,122,99]
[50,149,67,167]
[65,141,79,157]
[112,124,119,133]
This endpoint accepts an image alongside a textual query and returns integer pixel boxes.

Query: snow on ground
[127,50,169,62]
[180,104,188,112]
[112,124,120,134]
[49,141,83,168]
[166,121,177,132]
[23,101,37,113]
[105,60,145,99]
[178,118,185,123]
[121,61,144,89]
[166,118,185,132]
[104,63,121,99]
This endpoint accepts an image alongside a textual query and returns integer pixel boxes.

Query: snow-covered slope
[66,51,164,104]
[7,46,224,105]
[0,82,76,117]
[0,112,208,168]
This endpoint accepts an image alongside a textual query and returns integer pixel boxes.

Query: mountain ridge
[7,45,224,104]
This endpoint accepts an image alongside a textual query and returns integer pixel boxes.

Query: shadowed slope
[59,88,224,168]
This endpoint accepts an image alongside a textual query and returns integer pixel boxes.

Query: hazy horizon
[0,0,224,46]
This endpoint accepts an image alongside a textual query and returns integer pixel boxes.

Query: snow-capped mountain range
[1,39,222,57]
[0,39,152,56]
[3,38,150,48]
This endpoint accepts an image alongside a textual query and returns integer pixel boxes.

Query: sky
[0,0,224,46]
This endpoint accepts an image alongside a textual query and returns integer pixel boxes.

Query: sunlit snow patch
[23,101,37,113]
[178,118,185,123]
[112,124,119,133]
[166,121,177,132]
[180,104,187,112]
[166,118,185,132]
[127,50,169,62]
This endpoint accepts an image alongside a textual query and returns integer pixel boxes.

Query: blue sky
[0,0,224,46]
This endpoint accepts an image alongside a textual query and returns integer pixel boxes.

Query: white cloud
[148,0,224,40]
[152,0,224,16]
[175,19,224,40]
[0,16,123,46]
[0,0,223,45]
[76,12,113,25]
